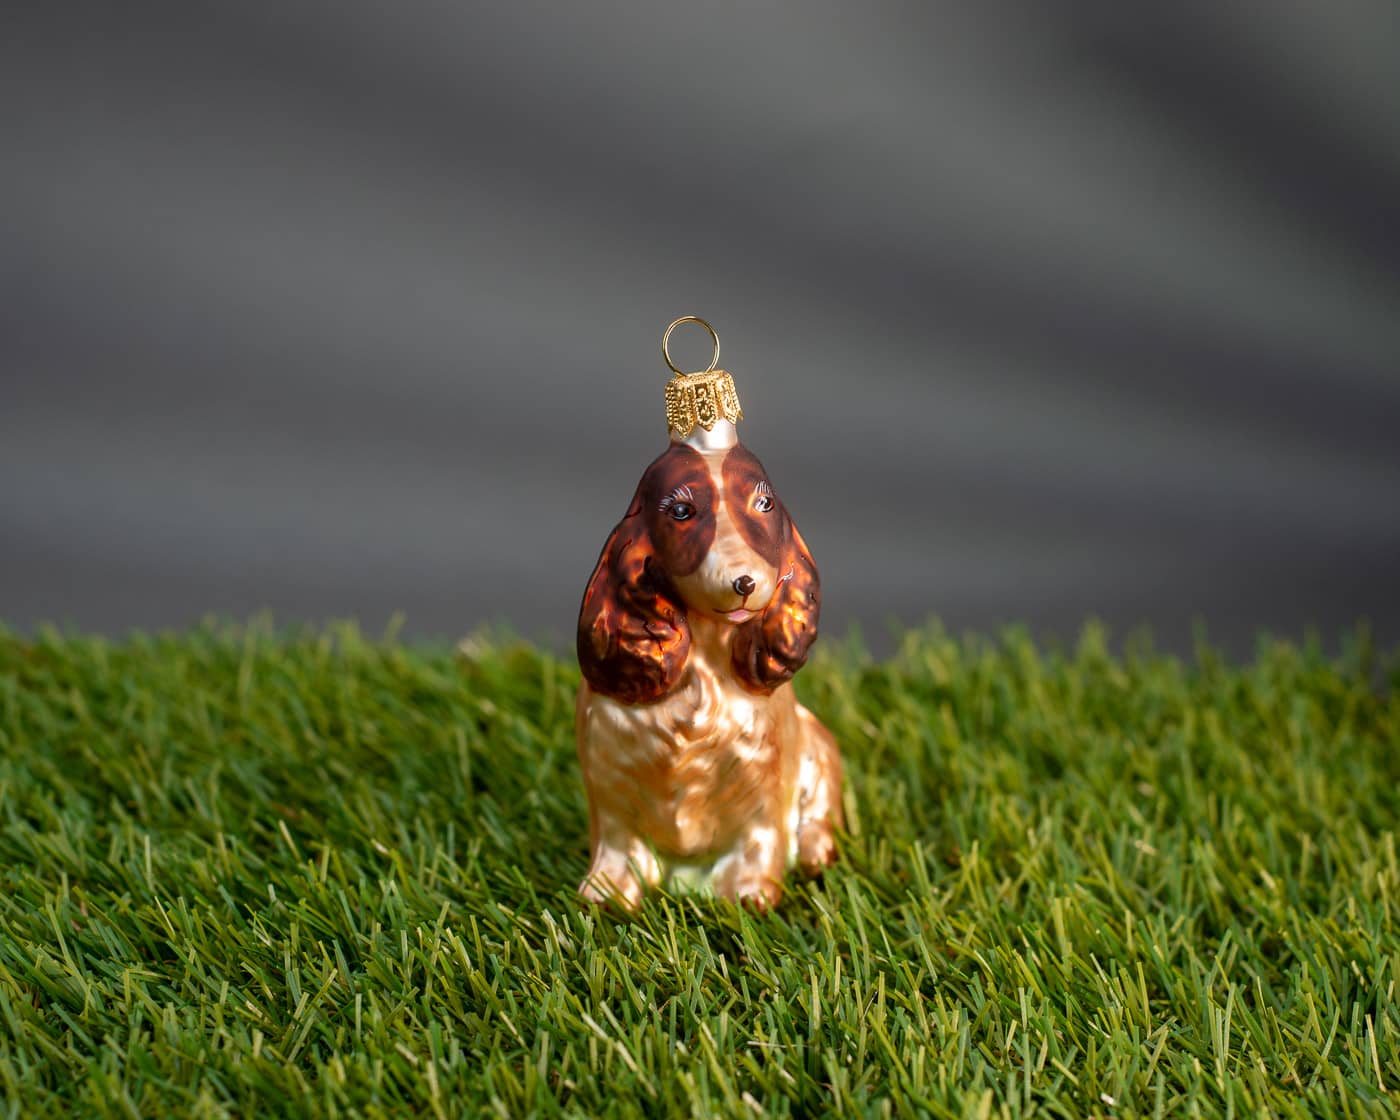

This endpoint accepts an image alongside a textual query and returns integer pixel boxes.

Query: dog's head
[577,441,820,704]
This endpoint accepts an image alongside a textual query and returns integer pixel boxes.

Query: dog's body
[576,614,842,908]
[576,437,843,910]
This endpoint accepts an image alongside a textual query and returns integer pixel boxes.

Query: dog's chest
[617,647,775,773]
[586,644,790,855]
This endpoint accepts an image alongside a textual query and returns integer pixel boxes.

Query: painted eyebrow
[754,481,773,496]
[657,484,695,512]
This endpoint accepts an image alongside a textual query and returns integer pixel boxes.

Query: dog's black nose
[733,574,756,597]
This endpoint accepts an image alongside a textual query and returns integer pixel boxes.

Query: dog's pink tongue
[726,609,754,623]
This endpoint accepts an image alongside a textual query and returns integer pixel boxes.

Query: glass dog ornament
[575,317,844,911]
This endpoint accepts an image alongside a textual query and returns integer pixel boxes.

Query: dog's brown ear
[732,516,820,693]
[577,491,690,705]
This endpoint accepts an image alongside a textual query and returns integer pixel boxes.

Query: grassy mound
[0,621,1396,1117]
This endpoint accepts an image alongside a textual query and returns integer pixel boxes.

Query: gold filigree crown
[665,369,743,439]
[660,317,743,440]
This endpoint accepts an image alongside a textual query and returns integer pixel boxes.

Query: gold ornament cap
[661,317,743,443]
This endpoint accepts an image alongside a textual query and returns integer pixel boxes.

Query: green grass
[0,620,1397,1118]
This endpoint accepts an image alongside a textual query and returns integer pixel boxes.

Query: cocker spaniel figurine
[575,317,843,912]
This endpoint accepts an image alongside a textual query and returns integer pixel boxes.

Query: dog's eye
[754,494,773,513]
[668,501,695,522]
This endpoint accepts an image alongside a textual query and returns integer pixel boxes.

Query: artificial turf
[0,620,1396,1118]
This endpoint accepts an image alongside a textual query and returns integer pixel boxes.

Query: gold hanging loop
[660,316,742,440]
[661,316,721,377]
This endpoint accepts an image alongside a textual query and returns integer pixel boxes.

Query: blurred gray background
[5,1,1399,656]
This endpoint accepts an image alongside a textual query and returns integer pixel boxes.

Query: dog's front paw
[797,820,838,877]
[579,869,644,915]
[720,875,783,914]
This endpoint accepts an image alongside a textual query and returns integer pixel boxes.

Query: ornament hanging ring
[662,316,721,377]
